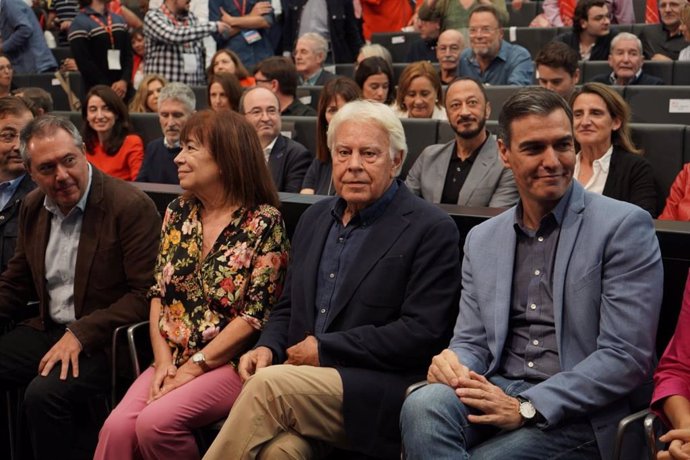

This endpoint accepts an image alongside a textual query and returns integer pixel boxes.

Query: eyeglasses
[0,65,13,73]
[468,26,497,36]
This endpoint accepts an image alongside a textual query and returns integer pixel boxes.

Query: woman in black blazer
[570,82,657,217]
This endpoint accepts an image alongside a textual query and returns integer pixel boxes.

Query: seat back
[191,85,207,110]
[371,32,421,63]
[507,1,538,26]
[400,118,440,180]
[503,27,557,56]
[130,113,163,145]
[624,85,690,124]
[296,86,323,111]
[281,116,318,158]
[673,61,690,85]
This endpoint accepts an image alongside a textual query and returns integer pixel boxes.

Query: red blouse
[87,134,144,181]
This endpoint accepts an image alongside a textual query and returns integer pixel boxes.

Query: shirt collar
[263,136,278,162]
[0,173,26,194]
[470,40,507,66]
[163,136,180,149]
[514,181,574,232]
[302,68,323,86]
[44,164,93,218]
[331,179,400,227]
[609,68,643,84]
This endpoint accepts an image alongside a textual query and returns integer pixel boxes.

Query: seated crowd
[0,0,689,459]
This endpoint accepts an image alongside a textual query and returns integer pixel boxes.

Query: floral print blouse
[149,197,289,366]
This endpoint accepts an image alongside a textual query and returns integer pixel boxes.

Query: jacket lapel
[268,136,285,189]
[491,209,516,370]
[431,142,454,203]
[73,169,105,317]
[552,183,585,360]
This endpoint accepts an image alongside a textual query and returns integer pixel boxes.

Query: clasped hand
[658,429,690,460]
[427,349,523,430]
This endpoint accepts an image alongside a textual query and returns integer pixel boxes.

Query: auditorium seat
[673,61,690,85]
[624,85,690,124]
[630,123,687,211]
[13,72,83,112]
[400,119,440,180]
[334,64,355,78]
[190,86,208,110]
[485,86,527,120]
[685,126,690,164]
[504,27,557,56]
[281,116,318,156]
[52,110,83,131]
[130,113,163,145]
[51,47,73,64]
[371,32,421,63]
[507,1,538,27]
[583,61,674,84]
[296,86,322,111]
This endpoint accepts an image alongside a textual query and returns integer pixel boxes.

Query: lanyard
[88,10,115,49]
[232,0,247,15]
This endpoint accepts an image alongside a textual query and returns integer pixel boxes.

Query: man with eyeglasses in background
[555,0,617,60]
[457,4,534,86]
[639,0,689,60]
[240,86,311,193]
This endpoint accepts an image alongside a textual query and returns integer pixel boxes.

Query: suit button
[527,361,534,368]
[0,216,4,221]
[320,308,326,314]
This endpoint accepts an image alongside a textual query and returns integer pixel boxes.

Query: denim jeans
[400,376,600,460]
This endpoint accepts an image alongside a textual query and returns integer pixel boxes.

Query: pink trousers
[94,365,242,460]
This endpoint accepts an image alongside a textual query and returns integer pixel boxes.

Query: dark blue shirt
[137,137,181,184]
[313,180,399,335]
[499,183,574,382]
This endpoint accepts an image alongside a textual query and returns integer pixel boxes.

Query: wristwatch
[516,396,537,424]
[191,351,211,373]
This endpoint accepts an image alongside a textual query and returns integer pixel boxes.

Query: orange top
[240,76,256,88]
[87,134,144,181]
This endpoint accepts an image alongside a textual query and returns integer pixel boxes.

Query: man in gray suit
[405,76,518,208]
[401,87,663,460]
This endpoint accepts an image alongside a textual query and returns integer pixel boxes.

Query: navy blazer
[590,71,665,85]
[256,183,461,458]
[268,135,312,193]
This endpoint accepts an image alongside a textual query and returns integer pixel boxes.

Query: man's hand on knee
[238,346,273,381]
[455,371,522,431]
[38,330,82,380]
[285,336,319,367]
[427,349,470,388]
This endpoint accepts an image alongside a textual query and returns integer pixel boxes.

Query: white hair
[299,32,329,57]
[327,100,408,176]
[610,32,643,54]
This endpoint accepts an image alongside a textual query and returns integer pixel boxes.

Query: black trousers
[0,325,109,460]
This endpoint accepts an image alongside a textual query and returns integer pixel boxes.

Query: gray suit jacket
[450,181,663,459]
[404,135,518,208]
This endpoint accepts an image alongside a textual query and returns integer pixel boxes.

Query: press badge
[183,53,198,74]
[242,29,262,44]
[107,49,121,70]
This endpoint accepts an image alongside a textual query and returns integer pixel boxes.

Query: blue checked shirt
[143,4,218,86]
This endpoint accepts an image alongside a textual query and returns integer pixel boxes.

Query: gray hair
[157,82,196,112]
[610,32,643,54]
[497,87,573,148]
[327,100,408,175]
[238,86,280,114]
[299,32,329,58]
[20,115,83,165]
[358,44,393,68]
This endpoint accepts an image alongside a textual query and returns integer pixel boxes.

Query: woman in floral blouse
[95,110,289,460]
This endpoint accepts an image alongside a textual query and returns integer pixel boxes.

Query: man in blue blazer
[204,101,461,459]
[401,87,663,460]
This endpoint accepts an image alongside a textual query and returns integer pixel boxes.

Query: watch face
[520,401,537,419]
[192,352,204,364]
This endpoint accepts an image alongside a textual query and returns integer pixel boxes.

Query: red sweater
[87,134,144,181]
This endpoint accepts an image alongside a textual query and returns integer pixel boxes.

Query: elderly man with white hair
[294,32,336,86]
[203,100,462,460]
[591,32,665,85]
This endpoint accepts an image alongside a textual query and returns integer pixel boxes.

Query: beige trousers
[203,364,349,460]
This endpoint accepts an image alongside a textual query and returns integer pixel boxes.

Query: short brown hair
[0,96,32,119]
[180,110,279,208]
[254,57,299,97]
[207,49,250,80]
[395,61,444,113]
[535,41,580,76]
